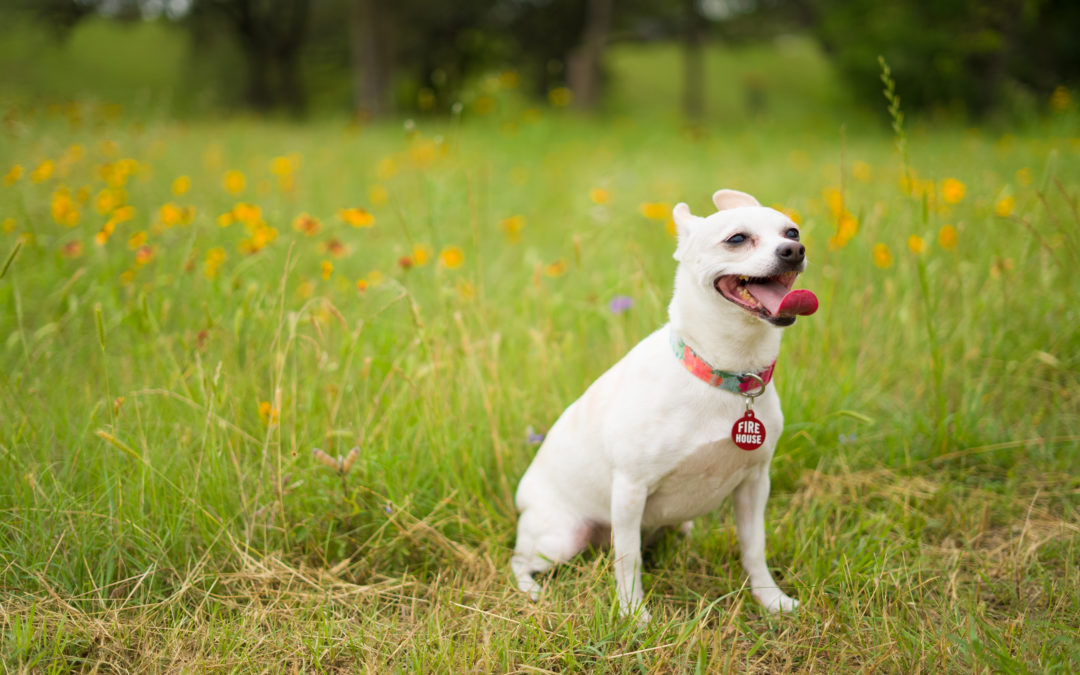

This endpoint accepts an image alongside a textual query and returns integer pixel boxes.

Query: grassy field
[2,63,1080,671]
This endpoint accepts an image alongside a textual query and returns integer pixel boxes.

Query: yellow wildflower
[368,184,389,206]
[321,260,333,281]
[376,157,397,181]
[412,244,432,266]
[773,205,802,225]
[499,215,526,242]
[51,189,80,227]
[873,243,893,269]
[4,165,23,185]
[31,160,54,183]
[258,401,278,425]
[639,202,670,220]
[409,139,439,167]
[938,225,958,251]
[456,279,477,300]
[95,188,126,215]
[941,178,966,204]
[110,205,135,225]
[239,222,278,254]
[223,170,246,195]
[128,230,147,250]
[544,259,567,277]
[665,217,677,238]
[990,258,1014,279]
[1050,86,1071,112]
[159,202,184,227]
[438,246,465,269]
[995,195,1015,217]
[339,207,375,228]
[205,247,227,279]
[473,96,495,115]
[589,188,611,205]
[172,175,191,196]
[1,217,15,233]
[823,187,844,217]
[232,202,262,226]
[828,212,858,250]
[907,235,927,255]
[356,279,369,293]
[548,87,572,107]
[270,155,297,176]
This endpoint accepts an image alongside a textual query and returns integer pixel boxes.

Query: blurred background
[1,0,1078,125]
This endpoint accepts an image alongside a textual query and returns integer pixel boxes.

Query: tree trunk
[350,0,393,119]
[682,0,704,122]
[567,0,613,111]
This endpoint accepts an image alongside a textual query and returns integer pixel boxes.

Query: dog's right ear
[672,202,703,261]
[712,189,761,211]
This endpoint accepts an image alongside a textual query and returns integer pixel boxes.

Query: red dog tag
[731,410,766,451]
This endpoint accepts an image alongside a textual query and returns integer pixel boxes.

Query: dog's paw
[515,575,542,602]
[620,602,652,626]
[753,588,799,614]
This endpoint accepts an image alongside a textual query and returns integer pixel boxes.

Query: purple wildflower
[609,295,634,315]
[526,425,546,445]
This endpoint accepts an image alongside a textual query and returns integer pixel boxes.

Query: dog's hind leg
[511,506,591,601]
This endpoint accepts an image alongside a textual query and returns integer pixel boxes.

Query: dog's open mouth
[714,271,819,325]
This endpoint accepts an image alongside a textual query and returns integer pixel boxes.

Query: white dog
[511,189,818,620]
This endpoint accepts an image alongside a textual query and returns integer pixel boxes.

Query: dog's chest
[640,410,778,527]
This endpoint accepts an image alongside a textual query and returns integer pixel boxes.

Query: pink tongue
[746,281,819,317]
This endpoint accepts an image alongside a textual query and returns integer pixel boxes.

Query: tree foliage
[808,0,1080,116]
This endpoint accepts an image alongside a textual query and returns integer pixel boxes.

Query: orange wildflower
[938,225,957,251]
[339,207,375,228]
[293,213,321,236]
[873,243,893,269]
[438,246,464,269]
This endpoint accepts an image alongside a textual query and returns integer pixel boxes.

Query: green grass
[2,79,1080,671]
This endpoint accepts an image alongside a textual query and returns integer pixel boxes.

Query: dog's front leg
[610,472,650,621]
[733,466,798,613]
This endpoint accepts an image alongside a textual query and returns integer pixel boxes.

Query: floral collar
[669,329,775,394]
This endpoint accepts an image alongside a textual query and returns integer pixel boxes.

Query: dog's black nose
[776,242,805,264]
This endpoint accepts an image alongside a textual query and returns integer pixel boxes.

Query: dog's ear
[672,202,703,261]
[712,189,761,211]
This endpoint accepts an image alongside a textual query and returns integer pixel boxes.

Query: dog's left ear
[712,189,761,211]
[672,202,704,261]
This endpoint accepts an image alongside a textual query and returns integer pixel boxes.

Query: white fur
[512,189,804,620]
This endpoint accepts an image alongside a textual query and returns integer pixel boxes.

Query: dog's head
[672,189,818,327]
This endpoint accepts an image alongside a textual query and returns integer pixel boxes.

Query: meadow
[2,41,1080,672]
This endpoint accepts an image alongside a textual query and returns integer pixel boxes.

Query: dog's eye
[785,228,800,240]
[725,233,748,245]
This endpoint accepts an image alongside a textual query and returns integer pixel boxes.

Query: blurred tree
[682,0,705,121]
[566,0,613,110]
[190,0,311,115]
[497,0,688,112]
[349,0,392,118]
[805,0,1080,116]
[345,0,504,117]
